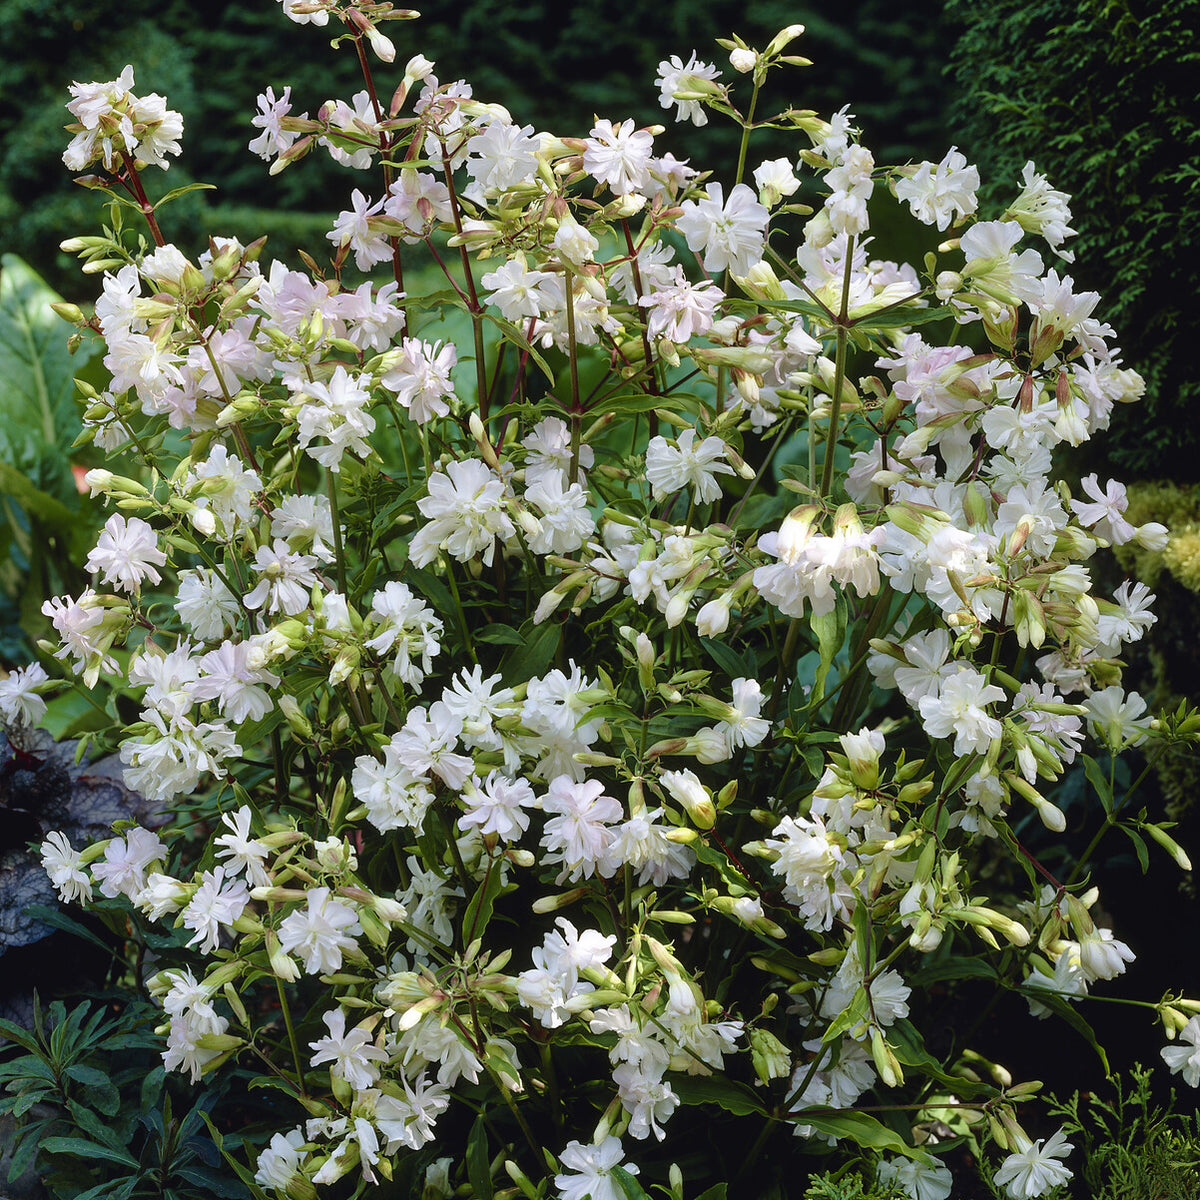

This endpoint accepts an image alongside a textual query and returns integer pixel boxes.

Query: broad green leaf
[39,1136,138,1169]
[0,254,92,501]
[0,462,76,529]
[670,1074,766,1116]
[500,619,560,684]
[611,1166,653,1200]
[476,623,525,645]
[798,1109,919,1156]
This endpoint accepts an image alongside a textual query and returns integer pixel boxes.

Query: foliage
[945,0,1200,483]
[0,254,101,660]
[1046,1066,1200,1199]
[0,997,249,1199]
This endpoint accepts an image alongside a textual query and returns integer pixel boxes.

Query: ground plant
[4,2,1200,1197]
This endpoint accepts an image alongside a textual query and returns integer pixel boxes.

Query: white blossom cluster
[28,12,1200,1200]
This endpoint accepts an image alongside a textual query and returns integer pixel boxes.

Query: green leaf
[500,619,560,684]
[22,906,118,960]
[610,1166,653,1200]
[699,636,752,681]
[589,392,686,416]
[1081,753,1114,814]
[476,623,525,645]
[64,1066,120,1116]
[466,1115,493,1200]
[1121,823,1150,872]
[0,254,92,502]
[695,1186,729,1200]
[0,462,76,529]
[811,595,847,707]
[153,182,218,208]
[1020,985,1110,1074]
[462,855,506,944]
[39,1136,138,1169]
[669,1074,766,1116]
[798,1109,919,1156]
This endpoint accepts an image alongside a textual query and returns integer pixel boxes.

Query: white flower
[249,86,300,161]
[645,429,735,504]
[292,366,376,471]
[86,515,167,593]
[721,677,770,754]
[993,1128,1073,1198]
[877,1155,953,1200]
[583,119,654,195]
[181,866,250,954]
[410,459,515,568]
[894,146,980,231]
[1008,161,1077,259]
[0,663,48,726]
[459,771,536,842]
[243,541,319,616]
[1161,1016,1200,1087]
[638,268,722,342]
[540,775,622,882]
[41,832,92,904]
[381,338,457,423]
[753,157,801,208]
[676,182,768,276]
[213,805,272,888]
[1075,925,1135,982]
[555,1137,638,1200]
[91,827,167,899]
[524,474,594,555]
[655,52,721,126]
[254,1129,307,1192]
[918,668,1005,756]
[308,1008,387,1091]
[327,189,389,270]
[375,1072,451,1151]
[481,256,551,321]
[364,581,443,688]
[176,568,240,640]
[278,886,363,975]
[1069,474,1135,544]
[466,118,540,195]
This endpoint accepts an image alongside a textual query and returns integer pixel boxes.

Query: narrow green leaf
[811,595,846,707]
[699,636,751,681]
[462,855,506,944]
[500,619,560,685]
[1081,754,1114,814]
[466,1115,494,1200]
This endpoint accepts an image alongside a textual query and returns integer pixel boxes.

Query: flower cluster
[34,10,1200,1200]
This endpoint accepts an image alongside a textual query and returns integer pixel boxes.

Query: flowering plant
[19,3,1200,1197]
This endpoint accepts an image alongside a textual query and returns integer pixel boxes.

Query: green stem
[819,235,856,498]
[326,471,347,596]
[275,978,308,1097]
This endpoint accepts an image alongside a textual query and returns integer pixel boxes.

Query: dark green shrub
[946,0,1200,482]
